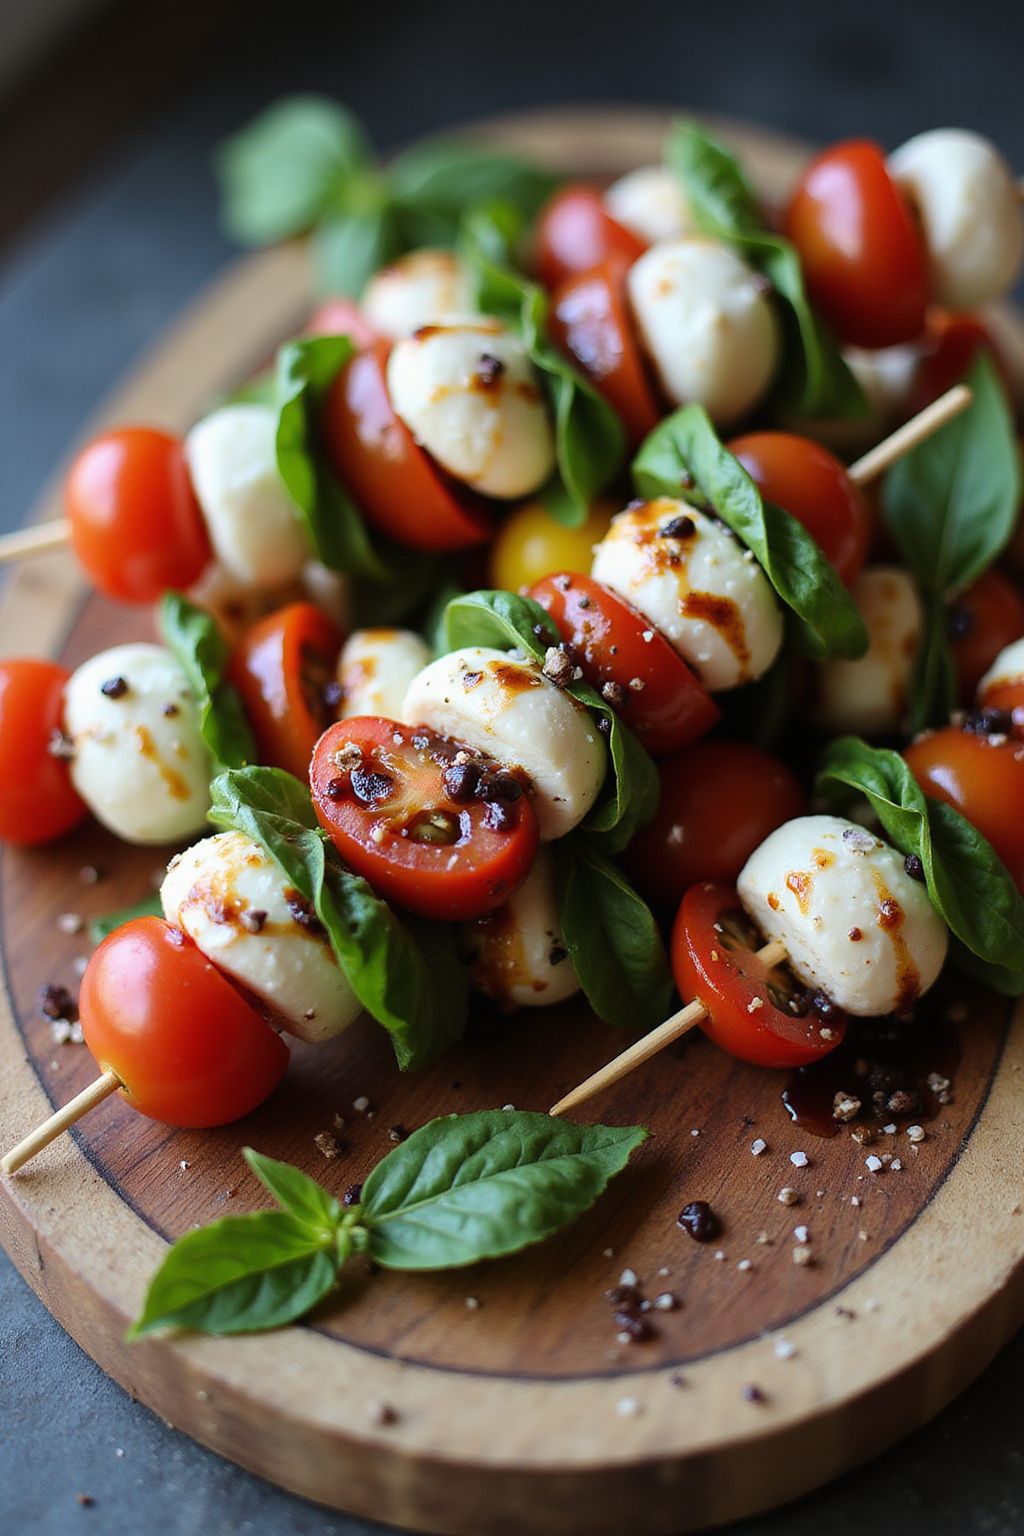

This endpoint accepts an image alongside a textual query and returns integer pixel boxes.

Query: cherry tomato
[728,431,871,587]
[978,660,1024,729]
[65,428,211,604]
[310,718,538,921]
[489,499,614,593]
[0,659,88,845]
[625,741,806,908]
[905,726,1024,891]
[948,569,1024,702]
[784,141,928,349]
[80,917,289,1125]
[534,184,647,292]
[672,883,846,1069]
[549,259,661,447]
[322,341,491,552]
[305,297,379,346]
[910,310,1007,414]
[230,602,344,780]
[530,573,719,756]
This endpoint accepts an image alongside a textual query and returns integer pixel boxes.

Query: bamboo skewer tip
[1,1069,121,1176]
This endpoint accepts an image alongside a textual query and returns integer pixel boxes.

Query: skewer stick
[0,517,73,565]
[1,1070,121,1175]
[847,383,971,487]
[549,938,788,1118]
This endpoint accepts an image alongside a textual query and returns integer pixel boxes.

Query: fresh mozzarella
[401,645,606,840]
[185,404,308,589]
[460,847,580,1009]
[161,831,360,1044]
[626,237,779,423]
[889,129,1024,308]
[814,568,922,737]
[603,166,693,244]
[738,815,947,1016]
[979,636,1024,700]
[338,628,431,719]
[590,497,783,691]
[843,344,921,425]
[362,248,477,339]
[387,319,556,499]
[64,643,210,845]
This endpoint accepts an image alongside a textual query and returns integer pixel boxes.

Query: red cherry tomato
[530,573,719,755]
[910,310,1007,415]
[0,659,88,845]
[672,883,847,1069]
[322,340,491,552]
[305,297,379,346]
[310,718,538,921]
[784,141,928,349]
[728,431,871,588]
[978,661,1024,730]
[905,726,1024,891]
[80,918,289,1126]
[948,569,1024,702]
[625,741,806,908]
[534,183,647,292]
[549,259,661,448]
[65,428,211,604]
[230,602,344,780]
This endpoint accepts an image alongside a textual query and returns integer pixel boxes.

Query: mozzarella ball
[338,628,431,719]
[627,237,779,423]
[460,848,580,1009]
[300,560,351,631]
[161,831,360,1044]
[591,497,783,691]
[603,166,693,244]
[979,636,1024,699]
[844,343,921,424]
[814,568,922,737]
[362,248,477,339]
[387,319,556,499]
[402,646,606,840]
[185,404,308,589]
[65,644,210,845]
[738,815,947,1016]
[888,129,1024,308]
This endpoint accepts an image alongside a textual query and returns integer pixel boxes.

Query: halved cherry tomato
[305,297,379,346]
[0,659,88,845]
[534,184,647,292]
[230,602,344,780]
[549,259,661,447]
[728,431,871,588]
[322,340,491,552]
[625,741,806,908]
[910,310,1007,415]
[65,427,211,604]
[784,141,928,349]
[80,917,289,1126]
[672,883,847,1069]
[489,499,614,593]
[948,569,1024,702]
[530,573,719,755]
[310,718,538,921]
[905,725,1024,891]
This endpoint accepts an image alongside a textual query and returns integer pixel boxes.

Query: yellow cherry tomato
[489,499,616,593]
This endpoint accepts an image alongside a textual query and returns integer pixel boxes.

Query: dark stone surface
[2,1,1023,1529]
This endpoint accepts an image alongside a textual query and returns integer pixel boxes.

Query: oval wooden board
[3,107,1024,1536]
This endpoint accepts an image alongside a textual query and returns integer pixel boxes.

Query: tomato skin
[549,259,661,448]
[948,569,1024,703]
[230,602,344,780]
[305,297,378,346]
[530,573,719,756]
[80,918,289,1126]
[728,431,871,588]
[322,341,491,552]
[625,741,806,908]
[0,659,88,845]
[534,184,648,292]
[784,141,928,349]
[910,310,1006,415]
[489,500,614,593]
[65,428,211,604]
[905,726,1024,891]
[310,718,538,921]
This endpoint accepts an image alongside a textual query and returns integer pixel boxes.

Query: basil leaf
[243,1148,341,1230]
[312,205,400,299]
[443,586,557,656]
[360,1110,647,1270]
[389,141,558,222]
[88,893,162,944]
[158,592,255,772]
[906,594,958,736]
[553,838,673,1030]
[633,404,867,660]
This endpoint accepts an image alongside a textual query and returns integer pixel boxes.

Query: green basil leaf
[906,594,958,735]
[632,404,867,660]
[553,838,673,1030]
[360,1110,647,1270]
[443,586,557,657]
[311,205,401,299]
[243,1148,341,1230]
[88,892,163,945]
[158,592,256,772]
[389,141,557,222]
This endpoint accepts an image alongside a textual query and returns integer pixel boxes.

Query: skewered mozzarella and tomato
[603,166,693,245]
[590,498,784,691]
[361,248,477,338]
[814,567,922,737]
[64,643,211,845]
[978,636,1024,723]
[534,183,647,291]
[161,831,361,1044]
[460,847,580,1009]
[230,601,344,780]
[737,815,948,1016]
[337,628,430,720]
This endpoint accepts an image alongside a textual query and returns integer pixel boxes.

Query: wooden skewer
[0,517,73,565]
[549,938,788,1118]
[846,383,971,486]
[1,1070,122,1176]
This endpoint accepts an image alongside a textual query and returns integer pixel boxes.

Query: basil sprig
[816,737,1024,995]
[882,354,1021,731]
[633,404,867,660]
[209,767,468,1070]
[159,592,256,773]
[131,1117,647,1336]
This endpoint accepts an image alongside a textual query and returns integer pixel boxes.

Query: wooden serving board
[3,108,1024,1536]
